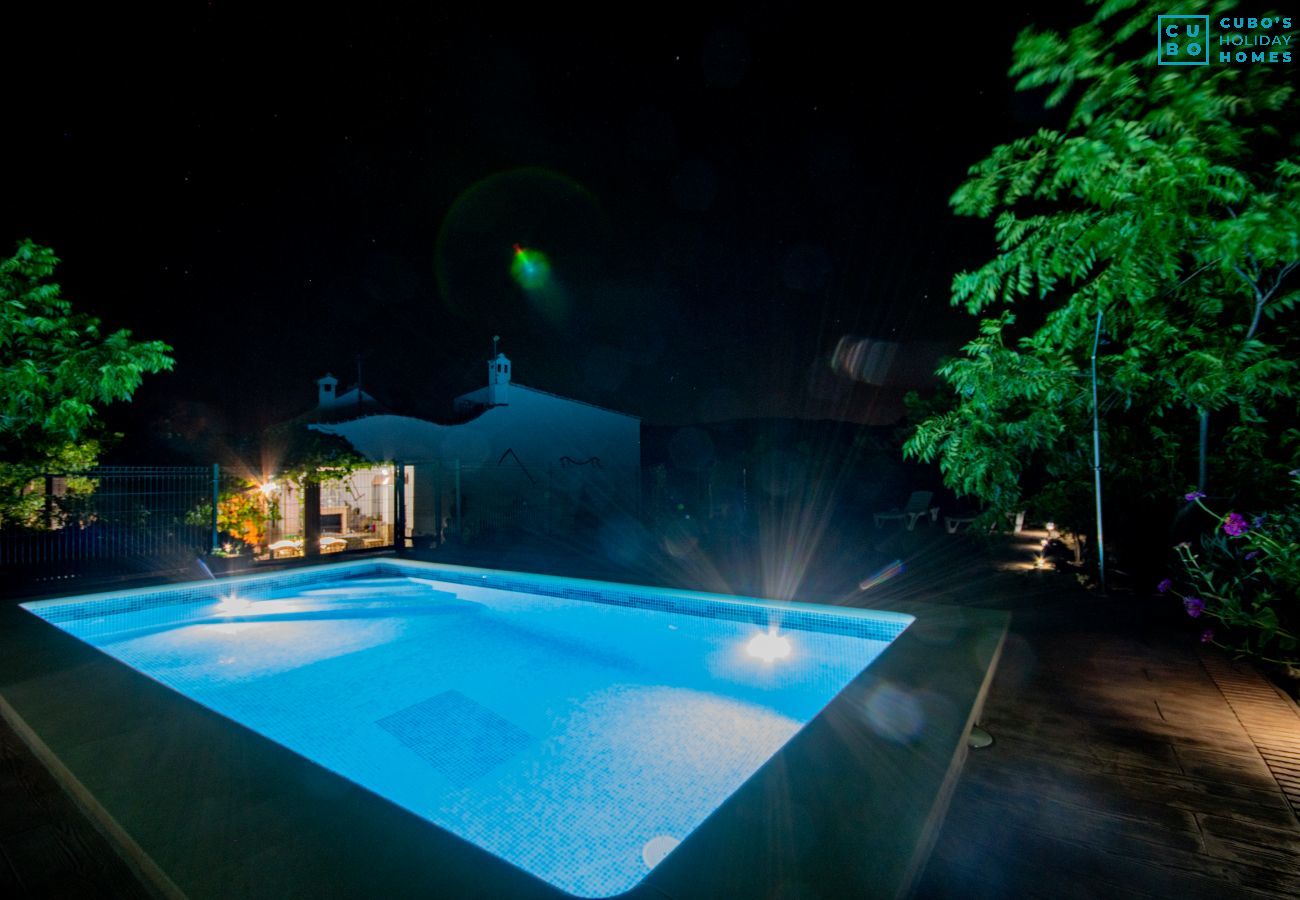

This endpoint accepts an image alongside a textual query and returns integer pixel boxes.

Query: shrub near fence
[0,466,214,568]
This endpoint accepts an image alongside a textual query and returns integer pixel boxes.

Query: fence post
[433,459,442,547]
[393,462,406,553]
[303,480,321,558]
[210,463,220,553]
[44,474,56,530]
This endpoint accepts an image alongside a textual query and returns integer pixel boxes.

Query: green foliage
[185,475,279,550]
[267,423,369,488]
[0,240,174,470]
[906,0,1300,542]
[0,440,102,527]
[1165,477,1300,665]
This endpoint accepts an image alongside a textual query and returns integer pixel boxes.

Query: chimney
[486,336,511,406]
[316,373,339,408]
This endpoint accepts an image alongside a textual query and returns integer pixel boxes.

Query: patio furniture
[945,514,978,534]
[268,538,302,559]
[873,491,940,530]
[319,536,348,554]
[266,536,348,557]
[943,510,1027,534]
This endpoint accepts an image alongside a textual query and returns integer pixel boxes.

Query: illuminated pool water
[22,561,912,898]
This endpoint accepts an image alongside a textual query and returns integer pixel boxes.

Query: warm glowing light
[1045,521,1056,532]
[1034,555,1047,569]
[746,631,792,662]
[260,481,277,496]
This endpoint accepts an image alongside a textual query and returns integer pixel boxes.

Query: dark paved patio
[916,594,1300,898]
[2,525,1298,898]
[0,716,149,898]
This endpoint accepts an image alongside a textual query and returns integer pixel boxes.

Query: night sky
[2,3,1077,450]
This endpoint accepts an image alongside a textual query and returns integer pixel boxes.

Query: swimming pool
[20,560,913,898]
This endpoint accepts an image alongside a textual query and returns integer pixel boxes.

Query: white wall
[311,385,640,534]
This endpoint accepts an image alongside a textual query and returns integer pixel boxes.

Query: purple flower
[1222,513,1248,537]
[1157,578,1173,594]
[1200,628,1215,644]
[1244,551,1259,561]
[1185,491,1206,502]
[1184,596,1204,618]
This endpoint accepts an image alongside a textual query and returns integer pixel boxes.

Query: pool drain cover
[378,690,531,785]
[642,835,680,869]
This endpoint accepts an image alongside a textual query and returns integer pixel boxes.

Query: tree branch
[1238,259,1298,341]
[1233,265,1266,341]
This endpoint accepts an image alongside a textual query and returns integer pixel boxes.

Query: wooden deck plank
[918,575,1300,900]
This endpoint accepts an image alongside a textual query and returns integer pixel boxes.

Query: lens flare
[510,243,551,291]
[859,560,905,591]
[863,683,925,743]
[831,335,900,386]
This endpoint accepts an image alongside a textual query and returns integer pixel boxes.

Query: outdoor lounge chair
[873,491,940,530]
[943,509,1027,534]
[945,513,979,534]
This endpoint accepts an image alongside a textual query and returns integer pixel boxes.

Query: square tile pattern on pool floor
[377,690,532,787]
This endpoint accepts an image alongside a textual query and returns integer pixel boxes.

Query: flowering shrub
[185,480,277,549]
[1162,474,1300,666]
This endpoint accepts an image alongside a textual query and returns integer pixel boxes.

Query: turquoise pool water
[22,561,912,897]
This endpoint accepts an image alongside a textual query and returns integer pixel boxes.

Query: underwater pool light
[217,594,252,615]
[746,630,792,662]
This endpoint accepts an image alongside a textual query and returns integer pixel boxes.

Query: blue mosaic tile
[382,563,909,642]
[24,558,909,645]
[19,558,911,897]
[377,690,531,786]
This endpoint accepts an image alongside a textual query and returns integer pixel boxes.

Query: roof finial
[493,334,500,357]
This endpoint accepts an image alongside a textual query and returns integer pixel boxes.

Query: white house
[306,346,641,541]
[257,374,395,552]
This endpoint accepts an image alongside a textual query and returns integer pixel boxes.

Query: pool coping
[0,560,1007,899]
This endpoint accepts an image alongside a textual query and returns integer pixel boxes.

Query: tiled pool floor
[4,531,1300,898]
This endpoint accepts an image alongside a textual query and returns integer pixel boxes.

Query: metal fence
[0,466,215,568]
[0,457,645,571]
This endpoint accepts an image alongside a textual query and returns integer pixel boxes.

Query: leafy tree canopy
[0,240,174,469]
[266,423,369,488]
[906,0,1299,550]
